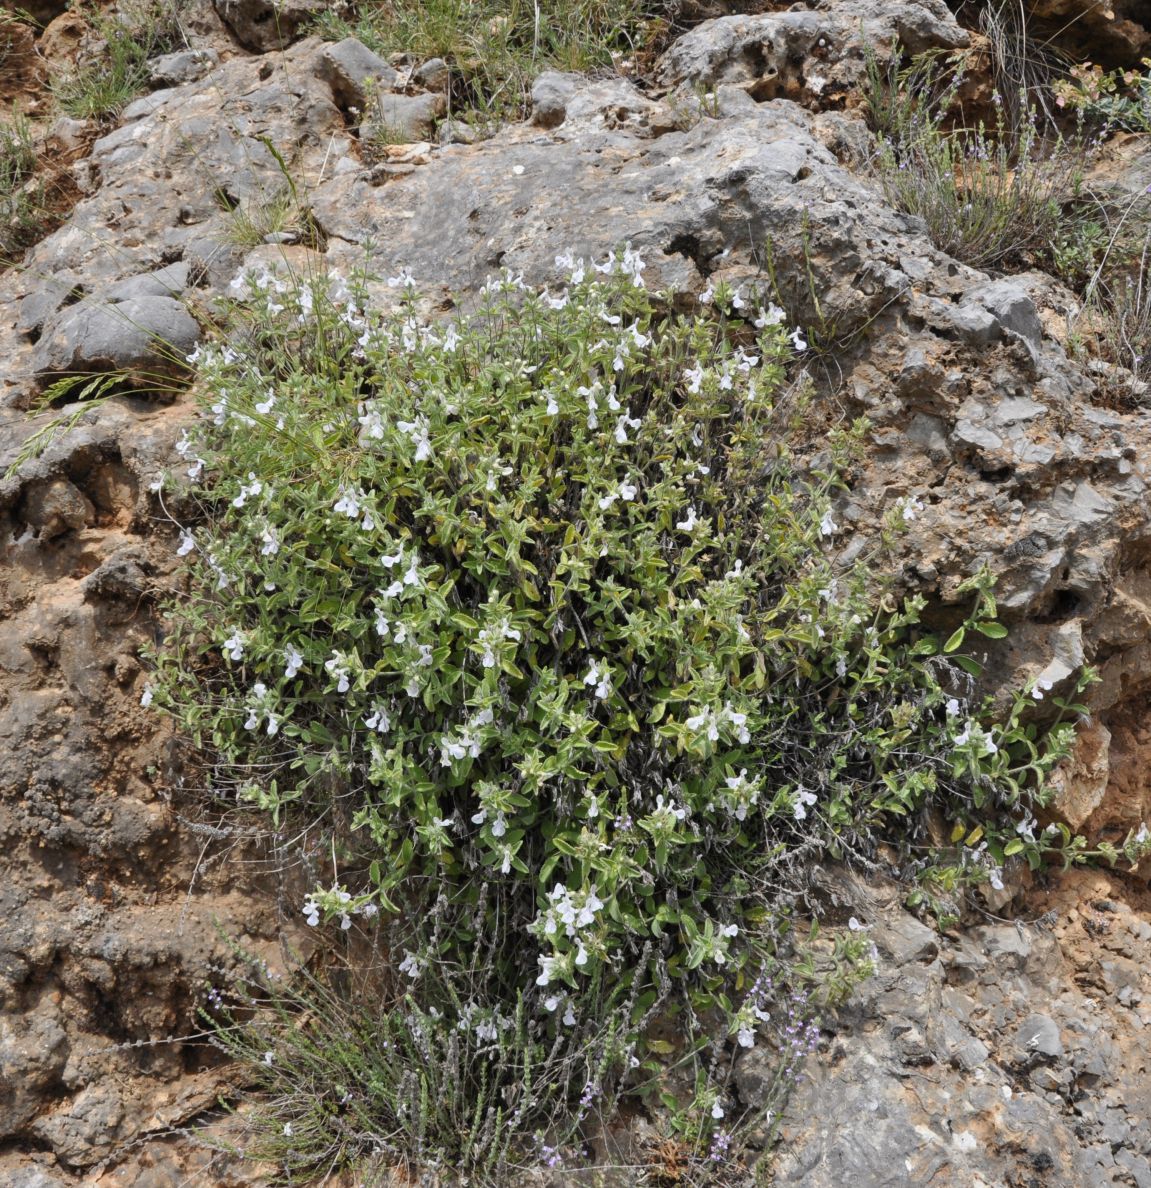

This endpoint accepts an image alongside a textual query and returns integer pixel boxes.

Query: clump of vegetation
[52,0,183,121]
[0,112,45,267]
[1053,58,1151,134]
[313,0,666,124]
[140,250,1146,1181]
[865,46,1087,272]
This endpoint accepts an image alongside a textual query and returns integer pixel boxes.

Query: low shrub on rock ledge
[146,252,1116,1181]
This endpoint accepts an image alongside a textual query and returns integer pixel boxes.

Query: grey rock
[147,48,220,87]
[33,297,200,383]
[950,1035,990,1070]
[17,278,83,340]
[104,264,190,303]
[1017,1014,1064,1060]
[732,1045,777,1108]
[952,419,1005,453]
[47,116,93,154]
[965,277,1045,356]
[19,478,95,541]
[364,92,446,144]
[2,1167,72,1188]
[120,89,179,124]
[30,1082,125,1165]
[1116,1148,1151,1188]
[976,924,1032,969]
[990,396,1047,427]
[214,0,331,51]
[439,119,479,146]
[414,57,450,91]
[657,1,967,103]
[532,70,583,129]
[315,37,399,111]
[872,915,938,966]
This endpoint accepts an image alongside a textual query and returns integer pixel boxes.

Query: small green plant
[865,45,1087,271]
[313,0,663,124]
[52,1,182,121]
[1053,58,1151,133]
[0,111,45,267]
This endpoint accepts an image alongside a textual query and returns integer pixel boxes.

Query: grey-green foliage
[865,45,1086,271]
[145,251,1141,1180]
[148,254,1092,995]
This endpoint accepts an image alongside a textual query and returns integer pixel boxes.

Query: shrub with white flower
[148,250,1104,1038]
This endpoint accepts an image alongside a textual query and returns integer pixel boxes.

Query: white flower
[684,362,705,394]
[677,505,699,533]
[284,645,303,679]
[654,793,687,822]
[223,631,244,662]
[711,1101,725,1120]
[333,486,362,518]
[901,496,925,522]
[614,410,642,444]
[723,704,750,744]
[1031,676,1054,701]
[365,703,391,733]
[988,867,1005,892]
[387,267,416,289]
[793,786,818,820]
[358,403,385,440]
[754,303,786,328]
[738,1025,755,1048]
[397,416,433,462]
[398,950,421,978]
[583,662,611,700]
[255,392,275,416]
[186,458,205,481]
[262,1050,274,1065]
[819,510,837,537]
[848,916,867,931]
[140,685,154,708]
[176,531,195,556]
[536,955,560,986]
[232,474,263,509]
[945,697,961,718]
[303,897,320,927]
[260,526,279,556]
[325,654,352,694]
[283,1123,293,1137]
[789,327,808,352]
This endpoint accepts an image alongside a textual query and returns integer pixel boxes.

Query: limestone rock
[656,0,968,104]
[315,36,399,111]
[214,0,332,52]
[32,297,200,384]
[531,70,582,129]
[364,91,446,145]
[147,48,219,87]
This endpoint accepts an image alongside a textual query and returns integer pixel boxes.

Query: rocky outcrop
[2,0,1151,1181]
[774,868,1151,1187]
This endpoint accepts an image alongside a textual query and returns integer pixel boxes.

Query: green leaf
[973,620,1008,639]
[943,627,966,653]
[953,655,984,677]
